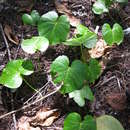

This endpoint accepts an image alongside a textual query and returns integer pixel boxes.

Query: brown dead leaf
[17,116,40,130]
[17,108,59,129]
[30,108,59,127]
[106,92,127,110]
[89,39,109,59]
[4,25,19,45]
[55,0,80,27]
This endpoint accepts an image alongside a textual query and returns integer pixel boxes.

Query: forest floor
[0,0,130,130]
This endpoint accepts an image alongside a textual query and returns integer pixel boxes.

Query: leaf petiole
[23,77,38,93]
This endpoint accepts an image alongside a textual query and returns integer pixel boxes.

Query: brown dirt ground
[0,0,130,130]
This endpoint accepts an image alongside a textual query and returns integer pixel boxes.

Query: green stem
[80,45,83,60]
[23,78,38,93]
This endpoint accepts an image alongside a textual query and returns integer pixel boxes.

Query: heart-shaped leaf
[65,24,97,48]
[92,0,110,15]
[102,23,124,45]
[69,85,94,107]
[21,36,49,54]
[0,59,34,89]
[96,115,124,130]
[51,56,101,94]
[51,55,87,94]
[38,11,70,45]
[63,113,96,130]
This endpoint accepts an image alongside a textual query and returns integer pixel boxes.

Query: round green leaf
[64,113,81,130]
[92,0,109,15]
[38,11,70,44]
[31,10,40,25]
[0,59,34,89]
[96,115,124,130]
[63,113,96,130]
[22,14,33,25]
[102,23,124,45]
[21,36,49,54]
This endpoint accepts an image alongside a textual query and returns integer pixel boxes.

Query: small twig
[116,78,121,92]
[0,84,62,120]
[0,23,11,61]
[14,32,23,60]
[100,76,116,86]
[24,81,50,105]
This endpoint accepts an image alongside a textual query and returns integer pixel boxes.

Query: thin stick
[24,81,50,105]
[0,23,11,61]
[0,85,61,120]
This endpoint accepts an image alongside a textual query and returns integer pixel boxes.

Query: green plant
[92,0,128,15]
[38,11,70,44]
[63,113,124,130]
[22,10,40,25]
[21,36,49,54]
[21,11,70,54]
[0,59,34,89]
[51,55,101,106]
[63,112,96,130]
[102,23,124,45]
[65,24,97,49]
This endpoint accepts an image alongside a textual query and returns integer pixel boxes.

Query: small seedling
[51,55,101,106]
[38,11,70,44]
[63,113,124,130]
[22,10,40,25]
[102,23,124,45]
[65,24,97,49]
[63,112,96,130]
[21,36,49,54]
[0,59,34,89]
[92,0,128,15]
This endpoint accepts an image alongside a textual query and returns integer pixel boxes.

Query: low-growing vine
[0,5,126,130]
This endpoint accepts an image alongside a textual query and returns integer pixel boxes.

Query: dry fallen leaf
[17,116,40,130]
[55,0,80,27]
[89,39,109,59]
[4,25,19,45]
[30,108,59,127]
[106,92,127,110]
[17,108,60,129]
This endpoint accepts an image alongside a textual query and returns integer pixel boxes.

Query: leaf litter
[17,108,60,130]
